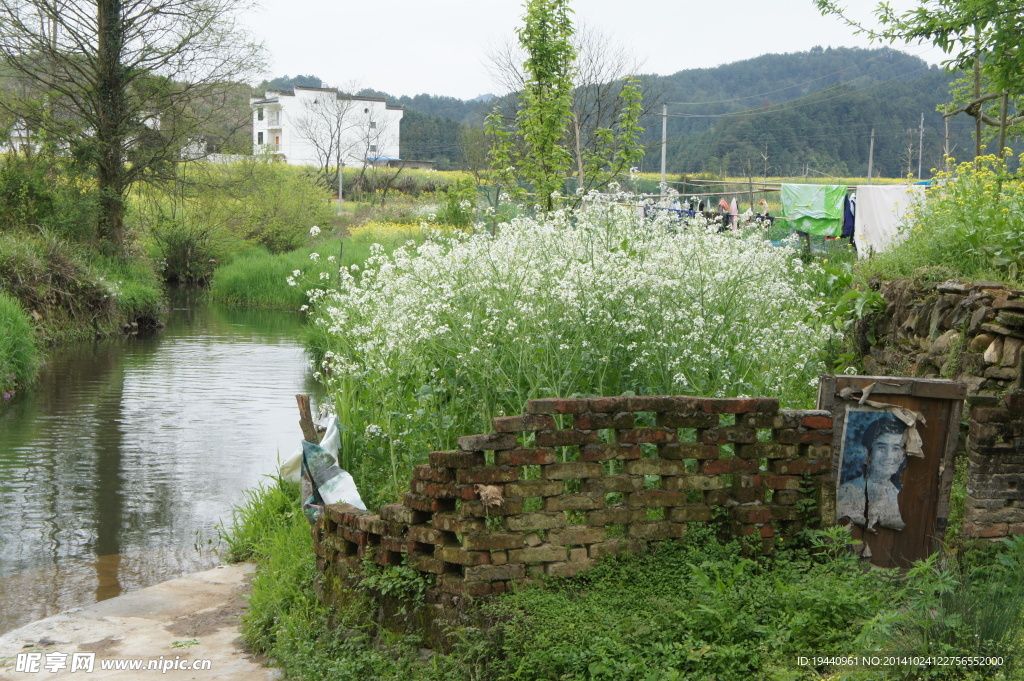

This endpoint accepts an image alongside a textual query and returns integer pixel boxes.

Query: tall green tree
[488,0,577,213]
[0,0,264,253]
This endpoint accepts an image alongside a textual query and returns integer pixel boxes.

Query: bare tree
[293,85,363,189]
[0,0,264,252]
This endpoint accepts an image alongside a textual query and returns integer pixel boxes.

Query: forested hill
[639,46,976,177]
[255,46,980,174]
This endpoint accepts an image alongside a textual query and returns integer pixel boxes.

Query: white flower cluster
[308,200,838,409]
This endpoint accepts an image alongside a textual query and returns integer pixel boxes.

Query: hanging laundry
[842,193,856,239]
[854,184,925,257]
[780,184,847,236]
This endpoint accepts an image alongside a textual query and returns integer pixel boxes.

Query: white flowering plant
[304,198,839,506]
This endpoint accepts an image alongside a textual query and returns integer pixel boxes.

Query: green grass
[0,291,39,400]
[207,223,448,309]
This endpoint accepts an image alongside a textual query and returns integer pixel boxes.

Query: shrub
[305,201,837,507]
[861,154,1024,284]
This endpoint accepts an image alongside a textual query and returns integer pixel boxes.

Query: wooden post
[296,394,319,444]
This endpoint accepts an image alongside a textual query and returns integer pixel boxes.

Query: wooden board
[818,375,964,568]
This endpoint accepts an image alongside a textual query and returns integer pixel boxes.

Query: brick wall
[312,395,833,602]
[862,278,1024,539]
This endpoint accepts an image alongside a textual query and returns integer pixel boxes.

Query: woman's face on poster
[868,431,904,481]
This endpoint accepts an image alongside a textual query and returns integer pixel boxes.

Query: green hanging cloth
[780,184,847,236]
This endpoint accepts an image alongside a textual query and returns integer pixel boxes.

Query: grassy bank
[207,222,462,309]
[0,292,38,401]
[0,231,163,342]
[225,478,1024,681]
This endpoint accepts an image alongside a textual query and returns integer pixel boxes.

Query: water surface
[0,295,321,633]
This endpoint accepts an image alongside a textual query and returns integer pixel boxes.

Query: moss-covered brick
[662,475,727,491]
[580,443,641,461]
[656,411,718,428]
[436,546,492,565]
[772,460,827,475]
[574,411,635,429]
[667,506,715,522]
[703,459,757,475]
[617,428,677,444]
[701,397,779,414]
[660,443,720,460]
[543,462,602,479]
[506,512,567,531]
[505,479,564,497]
[800,414,833,429]
[731,506,771,523]
[457,433,519,452]
[459,498,525,517]
[587,396,631,412]
[767,475,802,490]
[768,505,803,521]
[403,493,450,513]
[456,466,519,484]
[464,564,526,582]
[356,515,387,534]
[625,458,686,476]
[341,528,368,545]
[378,504,429,525]
[406,524,443,544]
[797,430,832,445]
[582,474,643,493]
[412,464,455,484]
[536,429,600,447]
[508,543,568,563]
[461,532,526,551]
[628,521,685,540]
[496,448,557,466]
[526,398,587,414]
[737,442,799,459]
[429,450,485,468]
[432,512,486,533]
[437,576,497,597]
[547,526,606,545]
[544,493,604,511]
[491,414,556,432]
[585,506,641,526]
[406,554,454,574]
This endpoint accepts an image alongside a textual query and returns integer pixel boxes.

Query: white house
[250,86,403,167]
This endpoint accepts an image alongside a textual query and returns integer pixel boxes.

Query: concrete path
[0,564,279,681]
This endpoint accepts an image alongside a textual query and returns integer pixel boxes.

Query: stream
[0,294,322,634]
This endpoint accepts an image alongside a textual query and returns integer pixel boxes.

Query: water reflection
[0,294,322,633]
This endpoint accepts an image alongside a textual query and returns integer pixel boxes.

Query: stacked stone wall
[864,278,1024,539]
[312,395,833,601]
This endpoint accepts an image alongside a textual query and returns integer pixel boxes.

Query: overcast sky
[241,0,946,100]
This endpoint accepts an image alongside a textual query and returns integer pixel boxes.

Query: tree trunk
[96,0,127,252]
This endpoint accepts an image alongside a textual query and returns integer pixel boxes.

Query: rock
[969,333,995,352]
[931,329,960,355]
[937,280,969,294]
[996,311,1024,328]
[1002,337,1024,367]
[985,337,1004,365]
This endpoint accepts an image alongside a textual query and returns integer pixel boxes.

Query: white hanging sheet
[854,184,925,257]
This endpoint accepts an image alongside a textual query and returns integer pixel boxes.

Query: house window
[257,131,264,144]
[369,121,376,129]
[257,107,264,121]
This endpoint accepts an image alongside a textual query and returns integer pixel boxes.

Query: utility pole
[660,103,667,186]
[917,112,924,180]
[867,127,875,185]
